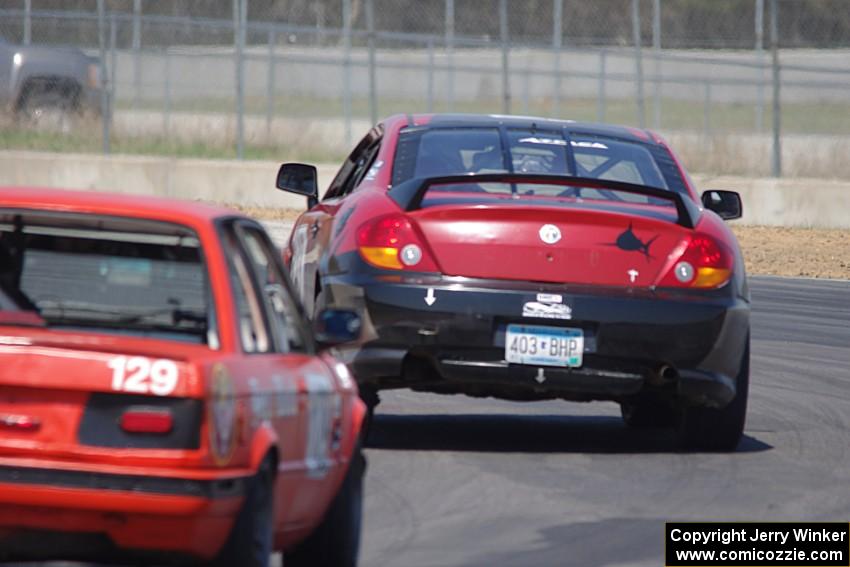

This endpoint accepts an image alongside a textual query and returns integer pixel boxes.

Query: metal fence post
[97,0,110,154]
[770,0,781,177]
[552,0,563,117]
[133,0,141,111]
[164,48,171,138]
[342,0,352,146]
[755,0,765,132]
[109,13,117,114]
[445,0,455,111]
[234,0,246,159]
[652,0,661,129]
[522,61,530,115]
[427,37,435,113]
[597,50,607,122]
[266,27,275,141]
[23,0,31,45]
[631,0,645,128]
[366,0,377,125]
[499,0,510,114]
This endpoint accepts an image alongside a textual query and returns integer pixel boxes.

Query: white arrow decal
[424,288,436,306]
[535,368,546,384]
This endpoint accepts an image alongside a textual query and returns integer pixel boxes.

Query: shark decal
[610,223,659,259]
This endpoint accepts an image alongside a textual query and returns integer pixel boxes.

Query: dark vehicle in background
[0,35,101,129]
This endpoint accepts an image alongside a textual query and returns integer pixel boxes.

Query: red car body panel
[0,187,365,562]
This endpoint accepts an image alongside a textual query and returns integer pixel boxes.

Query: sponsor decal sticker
[108,356,179,396]
[518,136,567,146]
[536,293,563,304]
[539,224,562,245]
[523,301,572,320]
[209,364,237,466]
[304,373,335,478]
[271,374,298,418]
[571,140,608,149]
[248,377,271,427]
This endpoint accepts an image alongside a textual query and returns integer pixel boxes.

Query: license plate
[505,324,584,368]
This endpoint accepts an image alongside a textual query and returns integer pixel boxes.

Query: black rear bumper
[327,274,749,407]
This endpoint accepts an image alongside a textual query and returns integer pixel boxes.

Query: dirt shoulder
[731,225,849,280]
[235,206,849,280]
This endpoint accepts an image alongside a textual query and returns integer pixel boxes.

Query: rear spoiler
[388,173,701,229]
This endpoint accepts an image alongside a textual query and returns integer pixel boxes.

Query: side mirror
[276,163,319,209]
[314,308,362,346]
[701,190,742,221]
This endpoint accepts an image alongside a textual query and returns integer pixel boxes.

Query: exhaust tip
[648,365,678,385]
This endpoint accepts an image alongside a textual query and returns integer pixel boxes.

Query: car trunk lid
[0,326,203,454]
[411,203,689,287]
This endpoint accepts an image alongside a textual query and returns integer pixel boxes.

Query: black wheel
[204,457,275,567]
[284,446,365,567]
[677,338,750,452]
[620,396,679,428]
[18,90,77,133]
[358,386,380,443]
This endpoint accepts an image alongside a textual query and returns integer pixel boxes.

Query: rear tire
[677,338,750,452]
[620,396,679,428]
[284,446,365,567]
[204,457,275,567]
[17,88,78,133]
[359,386,380,442]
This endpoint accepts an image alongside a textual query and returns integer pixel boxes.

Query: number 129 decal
[108,356,180,396]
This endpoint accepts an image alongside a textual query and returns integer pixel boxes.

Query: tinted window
[393,127,673,193]
[393,128,505,184]
[571,137,668,190]
[0,288,19,311]
[326,127,382,199]
[1,211,213,345]
[507,130,571,174]
[238,226,306,353]
[223,229,270,354]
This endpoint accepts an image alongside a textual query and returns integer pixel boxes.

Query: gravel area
[731,225,849,280]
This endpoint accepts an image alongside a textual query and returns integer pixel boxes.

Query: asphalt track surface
[14,272,850,566]
[355,276,850,567]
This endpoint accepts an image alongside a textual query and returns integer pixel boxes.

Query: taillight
[658,234,733,289]
[0,413,41,432]
[356,214,438,271]
[120,407,174,434]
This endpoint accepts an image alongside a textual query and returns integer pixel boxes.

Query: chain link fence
[1,0,849,177]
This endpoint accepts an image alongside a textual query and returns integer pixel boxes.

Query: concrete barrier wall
[0,150,338,210]
[0,151,848,228]
[691,173,850,229]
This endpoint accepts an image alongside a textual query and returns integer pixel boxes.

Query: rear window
[0,210,214,345]
[0,288,19,311]
[392,127,672,193]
